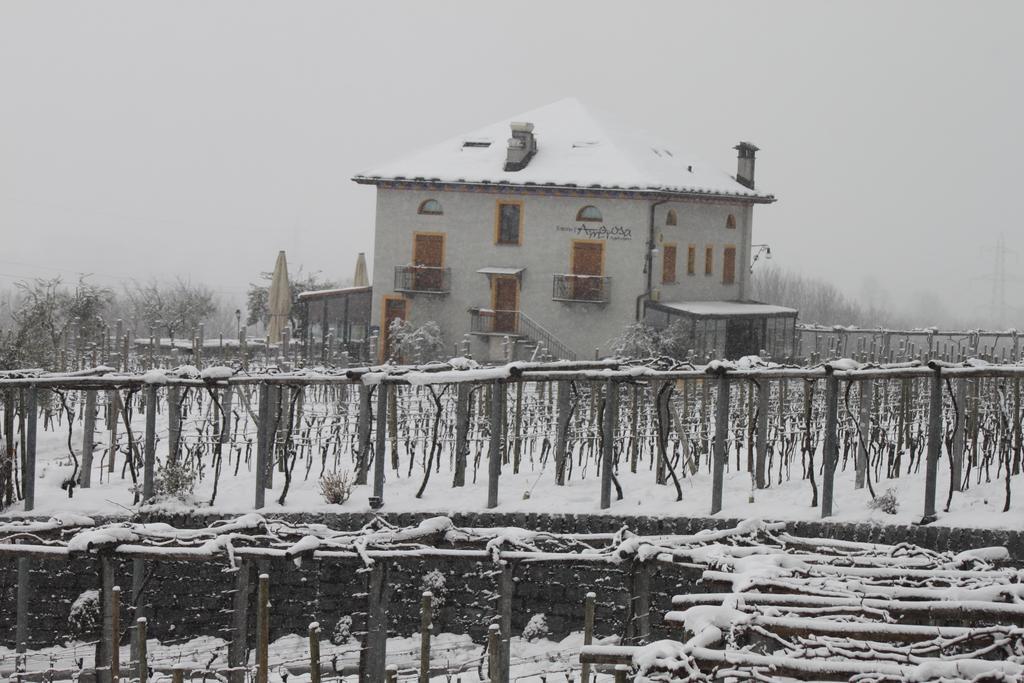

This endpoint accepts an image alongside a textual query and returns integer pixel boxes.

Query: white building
[354,98,796,362]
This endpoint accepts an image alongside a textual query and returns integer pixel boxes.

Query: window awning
[477,267,525,277]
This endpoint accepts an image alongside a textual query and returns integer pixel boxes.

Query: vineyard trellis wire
[0,357,1022,524]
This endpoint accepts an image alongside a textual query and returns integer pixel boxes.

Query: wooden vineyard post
[254,383,268,509]
[453,382,470,487]
[653,380,667,486]
[130,557,148,669]
[580,592,596,682]
[498,562,513,683]
[923,365,943,523]
[419,591,432,683]
[821,369,839,518]
[308,622,321,683]
[142,384,157,501]
[614,664,629,683]
[228,559,252,683]
[487,624,500,683]
[755,378,769,489]
[600,379,617,510]
[256,574,269,683]
[950,377,966,491]
[107,390,120,475]
[23,386,37,511]
[167,385,181,464]
[512,381,523,473]
[356,384,371,485]
[171,665,186,683]
[360,562,388,682]
[372,382,388,509]
[81,389,97,488]
[711,371,730,515]
[488,380,503,509]
[385,665,398,683]
[856,379,873,490]
[554,380,570,486]
[136,618,148,683]
[629,384,640,473]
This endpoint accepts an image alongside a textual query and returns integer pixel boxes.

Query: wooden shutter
[705,246,713,275]
[572,241,604,301]
[723,246,736,285]
[687,245,696,275]
[662,244,677,284]
[413,233,444,290]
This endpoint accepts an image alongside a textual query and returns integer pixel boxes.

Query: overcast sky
[2,1,1021,326]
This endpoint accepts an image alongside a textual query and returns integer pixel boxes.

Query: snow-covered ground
[6,406,1022,531]
[0,631,616,682]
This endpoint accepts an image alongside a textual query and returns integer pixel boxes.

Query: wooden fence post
[498,562,513,683]
[453,383,470,487]
[711,372,730,515]
[15,552,29,653]
[167,385,181,464]
[385,665,398,683]
[254,383,268,509]
[951,377,966,492]
[308,622,321,683]
[361,562,388,682]
[256,574,269,683]
[136,618,148,683]
[600,379,617,510]
[81,389,97,488]
[629,560,651,644]
[372,382,388,509]
[356,385,371,485]
[107,390,120,476]
[512,382,523,473]
[228,559,251,683]
[580,591,595,682]
[23,386,37,511]
[130,557,148,671]
[856,379,872,490]
[142,384,157,501]
[419,591,432,683]
[487,624,500,683]
[755,378,769,489]
[614,663,629,683]
[488,380,503,509]
[924,365,943,523]
[110,585,121,683]
[821,369,839,518]
[554,380,570,486]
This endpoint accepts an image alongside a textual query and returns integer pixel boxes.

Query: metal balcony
[394,265,451,294]
[552,274,611,304]
[468,308,520,336]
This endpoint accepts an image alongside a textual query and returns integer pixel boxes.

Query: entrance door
[382,296,407,360]
[492,276,519,333]
[572,240,604,300]
[413,233,444,291]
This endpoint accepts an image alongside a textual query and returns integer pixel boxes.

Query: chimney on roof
[734,141,759,189]
[504,122,537,172]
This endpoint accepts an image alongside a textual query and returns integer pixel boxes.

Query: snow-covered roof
[353,98,774,202]
[477,266,526,276]
[658,301,798,317]
[297,285,372,301]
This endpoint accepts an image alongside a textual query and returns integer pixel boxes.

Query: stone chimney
[504,122,537,172]
[734,141,759,189]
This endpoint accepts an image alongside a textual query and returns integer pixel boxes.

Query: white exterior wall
[370,186,755,361]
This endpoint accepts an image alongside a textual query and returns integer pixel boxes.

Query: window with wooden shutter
[571,240,604,300]
[723,246,736,285]
[413,232,445,290]
[662,243,677,284]
[687,245,696,276]
[495,201,523,245]
[705,246,714,276]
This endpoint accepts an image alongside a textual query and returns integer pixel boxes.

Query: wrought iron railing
[394,265,451,294]
[468,308,519,335]
[517,311,578,361]
[552,274,611,303]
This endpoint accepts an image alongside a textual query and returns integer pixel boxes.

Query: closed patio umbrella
[267,250,291,344]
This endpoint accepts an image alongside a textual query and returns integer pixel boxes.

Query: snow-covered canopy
[353,98,775,202]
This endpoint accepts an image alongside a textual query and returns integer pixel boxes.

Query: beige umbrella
[267,250,291,344]
[353,252,369,287]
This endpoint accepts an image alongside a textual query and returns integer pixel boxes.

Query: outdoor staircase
[512,311,577,361]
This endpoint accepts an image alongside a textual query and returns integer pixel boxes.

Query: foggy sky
[2,1,1022,326]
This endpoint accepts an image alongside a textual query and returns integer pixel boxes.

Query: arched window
[666,209,678,226]
[576,205,603,222]
[418,199,443,215]
[726,214,736,230]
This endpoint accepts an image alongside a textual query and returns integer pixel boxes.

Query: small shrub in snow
[330,615,353,645]
[388,319,445,364]
[154,460,198,500]
[522,613,549,642]
[421,569,447,610]
[320,470,353,505]
[868,488,900,515]
[68,589,100,638]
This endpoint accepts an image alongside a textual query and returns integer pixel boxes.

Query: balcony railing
[552,274,611,304]
[394,265,451,294]
[469,308,520,335]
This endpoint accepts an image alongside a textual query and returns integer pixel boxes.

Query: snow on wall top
[353,98,775,201]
